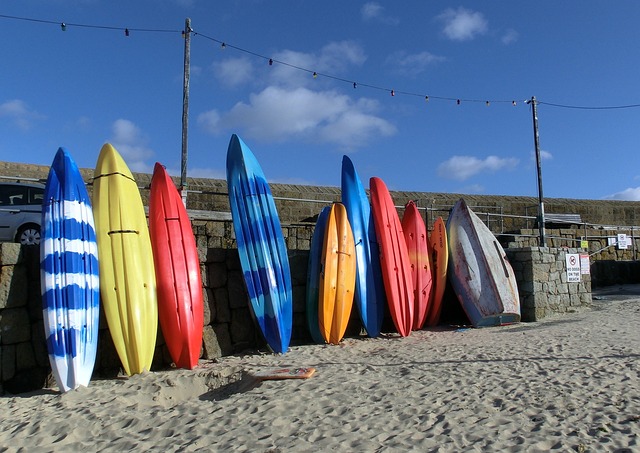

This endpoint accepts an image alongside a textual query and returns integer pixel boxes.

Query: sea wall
[506,247,592,321]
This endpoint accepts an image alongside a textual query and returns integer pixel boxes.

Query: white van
[0,181,45,246]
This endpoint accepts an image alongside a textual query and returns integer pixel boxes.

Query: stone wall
[506,247,592,321]
[0,232,316,394]
[4,160,640,230]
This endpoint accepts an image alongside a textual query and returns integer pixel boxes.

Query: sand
[1,292,639,452]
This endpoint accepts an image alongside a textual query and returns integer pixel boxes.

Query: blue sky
[2,1,640,200]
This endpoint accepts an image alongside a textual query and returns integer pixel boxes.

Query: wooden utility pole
[180,18,191,206]
[529,96,546,247]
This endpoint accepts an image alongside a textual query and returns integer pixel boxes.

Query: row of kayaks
[41,145,204,392]
[41,134,521,393]
[228,135,522,353]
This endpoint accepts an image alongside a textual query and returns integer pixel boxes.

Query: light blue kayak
[306,205,331,344]
[226,134,292,353]
[341,156,385,337]
[40,148,100,392]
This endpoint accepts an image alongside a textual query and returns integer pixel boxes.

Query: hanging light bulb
[269,58,273,66]
[391,90,395,96]
[221,42,226,49]
[486,101,490,106]
[61,22,67,31]
[512,100,517,106]
[313,72,318,78]
[124,28,130,37]
[457,99,461,105]
[353,82,357,89]
[425,96,429,102]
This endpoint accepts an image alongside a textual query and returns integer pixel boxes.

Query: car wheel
[16,225,41,246]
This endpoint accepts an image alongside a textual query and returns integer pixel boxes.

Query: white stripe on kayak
[42,238,98,257]
[41,272,100,293]
[42,307,99,332]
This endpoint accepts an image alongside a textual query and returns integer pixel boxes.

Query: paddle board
[226,134,292,354]
[306,206,330,344]
[340,156,385,338]
[40,147,100,392]
[92,143,158,375]
[369,177,414,337]
[318,203,356,344]
[149,163,204,369]
[446,198,521,327]
[251,367,316,380]
[402,201,433,330]
[425,216,448,327]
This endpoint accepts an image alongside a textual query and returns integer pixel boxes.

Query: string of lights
[2,13,640,110]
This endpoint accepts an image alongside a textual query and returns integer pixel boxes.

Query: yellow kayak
[92,143,157,375]
[319,203,356,344]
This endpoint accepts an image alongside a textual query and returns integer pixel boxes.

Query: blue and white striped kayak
[226,134,292,354]
[341,156,386,337]
[40,148,100,392]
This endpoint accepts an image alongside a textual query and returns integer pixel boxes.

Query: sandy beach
[1,291,639,452]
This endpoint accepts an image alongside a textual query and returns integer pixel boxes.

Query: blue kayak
[40,148,100,392]
[341,156,386,337]
[226,134,292,354]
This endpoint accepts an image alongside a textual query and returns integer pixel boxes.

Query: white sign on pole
[565,253,581,282]
[580,254,590,275]
[617,233,628,250]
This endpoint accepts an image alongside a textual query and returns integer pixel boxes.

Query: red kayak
[402,201,433,330]
[149,163,204,369]
[369,177,414,337]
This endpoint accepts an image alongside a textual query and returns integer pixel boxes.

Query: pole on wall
[180,18,191,206]
[527,96,546,247]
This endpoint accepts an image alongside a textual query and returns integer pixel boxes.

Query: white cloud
[437,155,519,181]
[604,187,640,201]
[361,2,399,25]
[502,28,519,45]
[110,119,155,173]
[531,149,553,161]
[385,50,445,76]
[200,41,392,151]
[212,57,254,88]
[0,99,44,131]
[198,86,396,149]
[437,7,488,41]
[266,41,366,88]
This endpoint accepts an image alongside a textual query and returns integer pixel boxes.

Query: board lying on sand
[93,143,158,375]
[319,203,356,345]
[447,198,521,327]
[226,134,292,354]
[251,367,316,380]
[402,201,433,330]
[41,147,100,392]
[425,216,448,327]
[341,156,385,338]
[369,177,414,337]
[149,163,204,370]
[306,206,331,344]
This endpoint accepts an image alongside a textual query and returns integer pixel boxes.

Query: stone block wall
[506,247,592,321]
[0,224,317,393]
